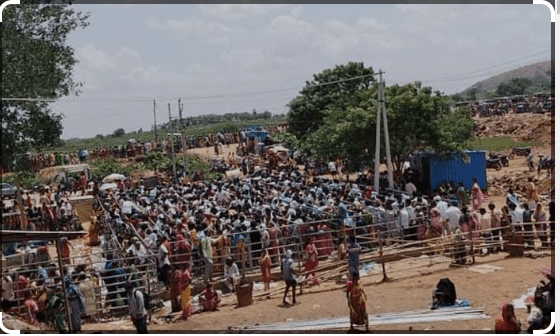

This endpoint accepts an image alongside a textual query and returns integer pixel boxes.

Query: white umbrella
[100,183,118,191]
[102,173,126,183]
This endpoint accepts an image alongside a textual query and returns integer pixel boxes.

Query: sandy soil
[80,253,552,332]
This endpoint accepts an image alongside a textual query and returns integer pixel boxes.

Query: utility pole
[153,100,157,142]
[374,73,382,193]
[178,98,183,126]
[168,102,172,125]
[381,73,394,189]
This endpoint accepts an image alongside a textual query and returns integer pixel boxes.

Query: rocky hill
[458,60,552,99]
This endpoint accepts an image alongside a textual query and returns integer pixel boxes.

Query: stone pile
[474,113,552,144]
[487,173,553,199]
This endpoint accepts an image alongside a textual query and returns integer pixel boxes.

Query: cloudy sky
[52,4,552,139]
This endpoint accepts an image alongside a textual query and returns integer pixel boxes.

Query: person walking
[281,250,298,305]
[126,281,148,334]
[304,236,319,286]
[346,272,369,332]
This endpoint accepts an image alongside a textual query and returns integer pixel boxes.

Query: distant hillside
[453,60,552,101]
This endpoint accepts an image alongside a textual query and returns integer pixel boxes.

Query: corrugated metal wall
[428,151,487,191]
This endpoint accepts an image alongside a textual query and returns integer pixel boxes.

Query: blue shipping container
[411,151,487,191]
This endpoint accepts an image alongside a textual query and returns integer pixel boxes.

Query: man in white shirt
[405,199,417,240]
[224,257,240,293]
[127,238,148,265]
[328,161,337,179]
[398,204,410,239]
[510,202,524,225]
[121,198,140,216]
[444,200,462,234]
[405,181,417,198]
[479,207,492,254]
[126,282,147,333]
[435,196,449,217]
[62,200,72,216]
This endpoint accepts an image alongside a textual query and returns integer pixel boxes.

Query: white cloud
[78,44,115,71]
[291,5,302,18]
[356,17,385,31]
[145,17,231,38]
[200,4,289,20]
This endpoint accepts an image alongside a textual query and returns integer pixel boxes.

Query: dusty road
[81,253,552,332]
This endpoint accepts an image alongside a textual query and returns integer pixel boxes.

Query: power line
[423,49,551,83]
[4,50,551,104]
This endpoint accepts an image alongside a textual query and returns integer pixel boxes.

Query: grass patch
[466,136,544,152]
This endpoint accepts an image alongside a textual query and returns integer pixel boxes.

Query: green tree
[113,128,125,137]
[496,77,532,96]
[464,87,478,101]
[287,62,376,140]
[2,1,89,170]
[300,81,475,179]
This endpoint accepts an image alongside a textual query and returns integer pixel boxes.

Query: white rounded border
[533,312,556,334]
[0,0,20,23]
[0,312,21,334]
[533,0,556,22]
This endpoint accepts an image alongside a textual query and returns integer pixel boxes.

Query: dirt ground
[80,253,552,332]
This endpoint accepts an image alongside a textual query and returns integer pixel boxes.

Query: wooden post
[146,268,152,324]
[55,238,73,333]
[379,213,390,282]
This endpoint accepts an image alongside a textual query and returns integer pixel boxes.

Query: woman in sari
[495,302,521,333]
[316,223,334,257]
[174,233,192,269]
[471,178,483,211]
[200,282,221,312]
[260,249,272,291]
[77,272,97,321]
[65,276,85,333]
[169,266,182,313]
[179,266,192,320]
[304,236,319,286]
[267,221,280,263]
[346,272,369,331]
[88,216,100,246]
[23,290,39,325]
[59,237,73,266]
[533,203,548,247]
[426,207,444,239]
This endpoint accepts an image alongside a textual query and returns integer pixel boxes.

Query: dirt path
[81,253,551,332]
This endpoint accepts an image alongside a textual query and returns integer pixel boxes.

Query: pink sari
[471,184,483,211]
[316,224,334,256]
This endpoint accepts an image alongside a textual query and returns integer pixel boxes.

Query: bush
[4,172,46,190]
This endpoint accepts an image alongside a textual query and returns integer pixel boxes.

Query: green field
[54,117,287,153]
[465,136,543,152]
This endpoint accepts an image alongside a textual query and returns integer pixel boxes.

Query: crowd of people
[2,147,554,333]
[23,125,288,174]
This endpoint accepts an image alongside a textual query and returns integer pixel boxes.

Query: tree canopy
[286,64,475,178]
[287,62,376,140]
[1,1,89,170]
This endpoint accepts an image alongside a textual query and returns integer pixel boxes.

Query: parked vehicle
[508,147,531,159]
[489,153,509,167]
[486,157,502,171]
[1,183,17,198]
[537,155,554,175]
